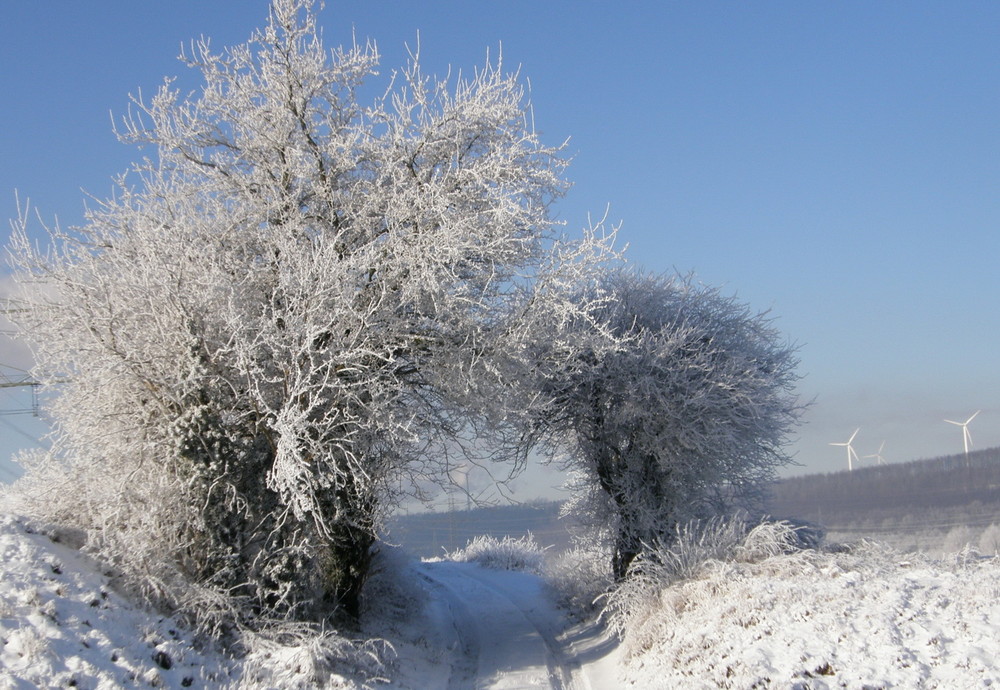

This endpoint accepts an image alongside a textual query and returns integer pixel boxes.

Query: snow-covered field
[609,541,1000,689]
[3,513,1000,689]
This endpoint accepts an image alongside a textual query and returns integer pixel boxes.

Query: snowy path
[413,561,603,690]
[0,510,621,690]
[7,507,1000,689]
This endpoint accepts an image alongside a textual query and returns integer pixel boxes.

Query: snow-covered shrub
[544,543,613,616]
[239,628,389,690]
[943,525,976,554]
[734,519,804,562]
[603,517,804,640]
[651,516,750,582]
[979,523,1000,555]
[446,534,547,573]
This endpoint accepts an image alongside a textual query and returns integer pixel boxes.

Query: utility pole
[0,370,39,416]
[2,297,40,415]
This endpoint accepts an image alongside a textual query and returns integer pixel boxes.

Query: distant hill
[387,447,1000,559]
[768,446,1000,524]
[384,500,572,558]
[767,447,1000,553]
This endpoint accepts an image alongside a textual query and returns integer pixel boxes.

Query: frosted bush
[447,534,547,574]
[734,520,803,562]
[979,523,1000,556]
[544,543,614,616]
[655,516,749,581]
[949,542,982,568]
[603,516,805,639]
[239,628,390,690]
[943,525,975,554]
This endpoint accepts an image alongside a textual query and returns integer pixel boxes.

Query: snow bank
[6,507,1000,689]
[614,540,1000,689]
[0,513,234,689]
[0,513,391,689]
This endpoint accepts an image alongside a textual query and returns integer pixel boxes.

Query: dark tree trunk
[315,462,380,623]
[323,521,375,622]
[612,527,640,581]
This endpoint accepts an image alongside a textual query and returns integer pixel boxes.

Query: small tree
[8,0,610,632]
[534,268,802,580]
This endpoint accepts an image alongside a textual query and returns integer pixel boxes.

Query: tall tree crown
[7,0,607,629]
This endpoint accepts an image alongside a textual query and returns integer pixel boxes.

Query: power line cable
[0,415,46,448]
[0,463,19,481]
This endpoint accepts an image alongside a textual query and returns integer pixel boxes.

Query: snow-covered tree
[8,0,611,631]
[533,268,802,580]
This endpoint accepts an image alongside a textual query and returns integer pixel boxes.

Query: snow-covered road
[413,561,610,690]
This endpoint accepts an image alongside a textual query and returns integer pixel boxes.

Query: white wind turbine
[944,410,980,460]
[831,428,861,472]
[864,440,887,466]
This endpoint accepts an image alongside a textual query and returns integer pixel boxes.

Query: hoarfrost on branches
[7,0,614,633]
[531,268,803,580]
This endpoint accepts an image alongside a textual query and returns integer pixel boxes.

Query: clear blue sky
[1,1,998,492]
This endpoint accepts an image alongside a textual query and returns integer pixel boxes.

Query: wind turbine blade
[848,428,860,443]
[944,419,962,426]
[967,410,981,424]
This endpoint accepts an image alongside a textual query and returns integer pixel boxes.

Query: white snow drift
[4,511,1000,689]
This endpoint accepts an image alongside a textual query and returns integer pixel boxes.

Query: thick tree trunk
[322,522,375,622]
[612,527,640,581]
[315,463,380,623]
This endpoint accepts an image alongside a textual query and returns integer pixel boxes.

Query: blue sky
[1,2,998,492]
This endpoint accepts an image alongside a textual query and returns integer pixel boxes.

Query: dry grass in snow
[609,537,1000,689]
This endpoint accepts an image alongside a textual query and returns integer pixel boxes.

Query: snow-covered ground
[0,514,235,689]
[377,560,617,689]
[3,512,1000,689]
[609,541,1000,689]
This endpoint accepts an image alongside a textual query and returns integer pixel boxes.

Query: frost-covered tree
[534,268,802,580]
[8,0,611,631]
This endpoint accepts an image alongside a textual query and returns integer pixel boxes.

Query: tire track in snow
[452,565,584,690]
[415,562,584,690]
[415,568,481,690]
